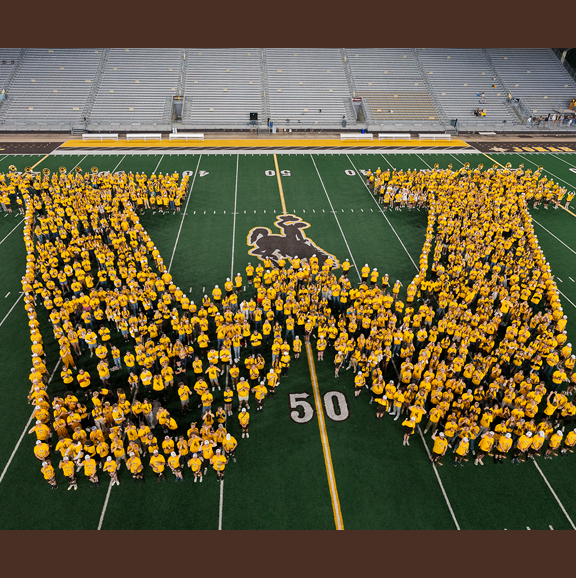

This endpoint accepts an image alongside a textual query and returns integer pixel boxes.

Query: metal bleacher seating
[0,48,22,92]
[266,49,349,128]
[346,48,442,127]
[89,48,182,128]
[486,48,576,118]
[182,49,262,127]
[414,48,516,125]
[0,48,101,127]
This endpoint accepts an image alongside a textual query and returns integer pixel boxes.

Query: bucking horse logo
[246,214,340,269]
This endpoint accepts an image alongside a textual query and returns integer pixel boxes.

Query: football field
[1,142,576,529]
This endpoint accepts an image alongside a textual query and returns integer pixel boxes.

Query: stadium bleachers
[486,48,576,117]
[182,49,262,127]
[414,48,516,125]
[0,48,574,132]
[265,49,350,128]
[347,48,441,127]
[0,48,101,128]
[89,48,182,128]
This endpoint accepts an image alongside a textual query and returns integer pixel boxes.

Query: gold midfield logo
[247,214,340,269]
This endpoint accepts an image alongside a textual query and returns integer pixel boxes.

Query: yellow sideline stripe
[30,154,51,170]
[273,154,287,214]
[60,137,471,149]
[305,342,345,530]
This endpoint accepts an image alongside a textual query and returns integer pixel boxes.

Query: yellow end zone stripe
[305,342,345,530]
[273,154,287,214]
[60,137,471,149]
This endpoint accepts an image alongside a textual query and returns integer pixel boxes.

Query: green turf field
[1,148,576,530]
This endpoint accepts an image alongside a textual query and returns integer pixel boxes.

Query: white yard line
[0,358,62,484]
[415,153,433,169]
[310,154,361,280]
[0,218,24,246]
[0,155,8,163]
[168,155,203,273]
[532,218,576,256]
[558,289,576,311]
[70,155,87,171]
[549,153,576,169]
[0,292,24,329]
[230,154,239,279]
[97,480,114,530]
[112,155,126,173]
[345,154,418,270]
[417,427,461,530]
[152,154,165,174]
[379,153,396,170]
[218,479,225,530]
[533,460,576,530]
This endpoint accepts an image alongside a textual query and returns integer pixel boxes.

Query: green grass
[0,149,575,529]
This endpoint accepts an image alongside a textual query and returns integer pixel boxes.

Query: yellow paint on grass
[273,154,287,214]
[60,138,471,149]
[305,342,345,530]
[30,154,51,170]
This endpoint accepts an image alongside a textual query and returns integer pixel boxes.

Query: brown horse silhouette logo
[247,214,340,269]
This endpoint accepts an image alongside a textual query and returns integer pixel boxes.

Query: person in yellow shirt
[103,456,120,486]
[149,449,166,482]
[168,451,184,482]
[545,430,563,458]
[494,432,513,464]
[561,428,576,454]
[210,448,228,482]
[83,455,99,487]
[251,381,268,412]
[222,433,238,463]
[188,453,203,482]
[402,416,416,445]
[127,452,145,482]
[511,431,533,464]
[34,440,51,464]
[59,456,77,490]
[238,407,250,438]
[453,437,470,466]
[41,461,58,489]
[431,432,448,466]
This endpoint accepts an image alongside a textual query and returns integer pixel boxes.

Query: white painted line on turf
[527,526,531,530]
[231,154,239,279]
[218,478,224,530]
[97,479,114,530]
[0,292,24,329]
[532,218,576,256]
[379,153,396,170]
[558,278,563,283]
[550,525,554,530]
[0,218,24,246]
[417,426,461,530]
[71,155,87,171]
[0,358,61,484]
[112,155,126,173]
[310,155,360,280]
[5,292,9,298]
[152,154,165,174]
[533,459,576,530]
[168,155,202,273]
[346,155,418,271]
[559,289,576,311]
[548,153,576,169]
[415,154,432,169]
[571,277,575,283]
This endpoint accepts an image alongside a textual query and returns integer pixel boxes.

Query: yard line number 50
[289,391,350,423]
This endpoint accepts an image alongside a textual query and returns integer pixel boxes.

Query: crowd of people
[3,157,575,491]
[362,164,576,466]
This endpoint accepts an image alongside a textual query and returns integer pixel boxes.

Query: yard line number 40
[289,391,350,423]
